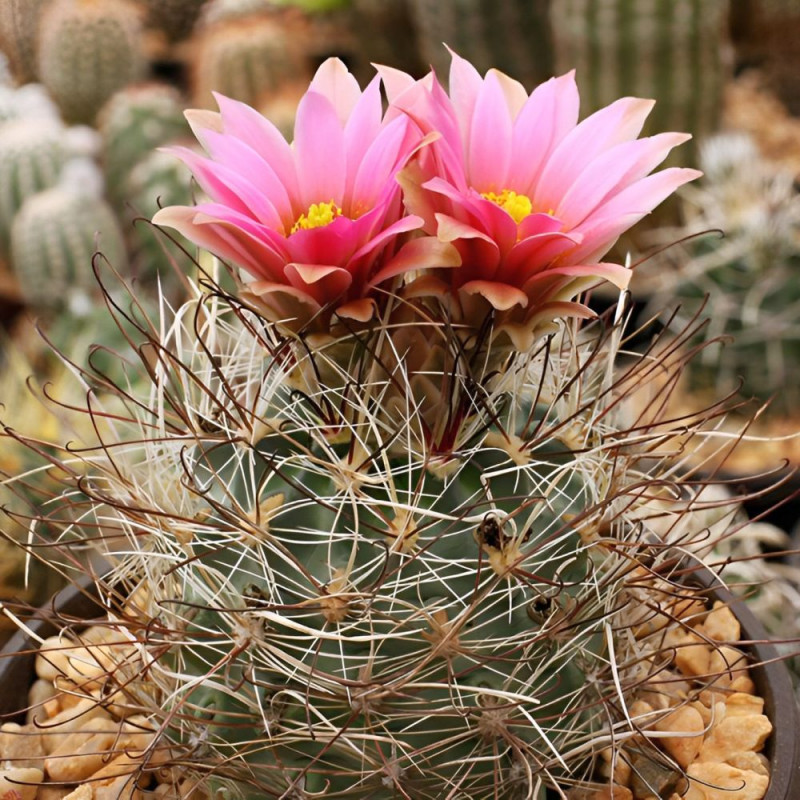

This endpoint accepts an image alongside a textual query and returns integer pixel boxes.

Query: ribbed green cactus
[408,0,554,88]
[551,0,731,166]
[10,166,128,311]
[652,132,800,417]
[0,119,69,254]
[0,0,54,84]
[98,83,190,211]
[189,9,310,109]
[5,270,739,797]
[36,0,148,124]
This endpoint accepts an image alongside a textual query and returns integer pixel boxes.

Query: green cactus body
[23,276,711,799]
[37,0,148,125]
[0,0,54,84]
[408,0,554,89]
[10,184,127,310]
[98,83,190,211]
[190,12,310,109]
[0,119,69,254]
[550,0,731,166]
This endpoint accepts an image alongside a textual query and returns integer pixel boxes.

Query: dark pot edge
[1,574,798,797]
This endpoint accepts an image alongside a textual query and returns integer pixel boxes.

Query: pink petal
[294,90,346,208]
[555,132,692,226]
[447,49,483,148]
[212,93,299,200]
[468,70,514,191]
[351,115,415,209]
[510,71,580,193]
[369,236,462,287]
[500,230,583,283]
[460,280,528,311]
[570,167,701,262]
[534,97,655,210]
[309,57,363,125]
[344,76,384,198]
[194,128,294,224]
[153,205,286,281]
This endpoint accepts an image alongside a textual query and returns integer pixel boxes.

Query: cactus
[125,148,195,294]
[98,83,190,210]
[136,0,209,42]
[550,0,731,167]
[36,0,148,125]
[408,0,554,88]
[0,54,772,800]
[0,118,70,254]
[189,9,310,109]
[0,0,54,84]
[649,132,800,419]
[10,162,128,311]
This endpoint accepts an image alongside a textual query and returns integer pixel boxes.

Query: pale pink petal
[309,57,363,125]
[510,71,580,193]
[335,298,376,321]
[489,70,528,121]
[570,167,702,262]
[351,115,415,209]
[344,76,384,198]
[460,280,528,310]
[534,97,655,210]
[369,236,462,286]
[554,132,692,225]
[447,49,483,147]
[183,109,222,147]
[467,70,513,191]
[521,262,632,291]
[293,90,346,208]
[193,128,295,223]
[153,206,286,281]
[213,92,299,200]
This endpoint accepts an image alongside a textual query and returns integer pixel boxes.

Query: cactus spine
[37,0,148,124]
[5,271,739,798]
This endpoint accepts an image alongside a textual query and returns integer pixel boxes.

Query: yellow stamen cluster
[291,200,342,234]
[481,189,533,225]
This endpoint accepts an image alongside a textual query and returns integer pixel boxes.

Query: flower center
[482,189,533,225]
[291,200,342,234]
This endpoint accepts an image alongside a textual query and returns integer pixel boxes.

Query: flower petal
[460,280,528,310]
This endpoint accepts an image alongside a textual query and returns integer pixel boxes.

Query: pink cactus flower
[380,52,702,347]
[153,58,458,330]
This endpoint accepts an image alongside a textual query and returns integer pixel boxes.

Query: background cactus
[10,161,128,312]
[136,0,209,42]
[0,118,70,254]
[189,7,311,109]
[98,83,190,211]
[647,132,800,419]
[36,0,148,124]
[550,0,732,166]
[0,0,53,84]
[408,0,554,88]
